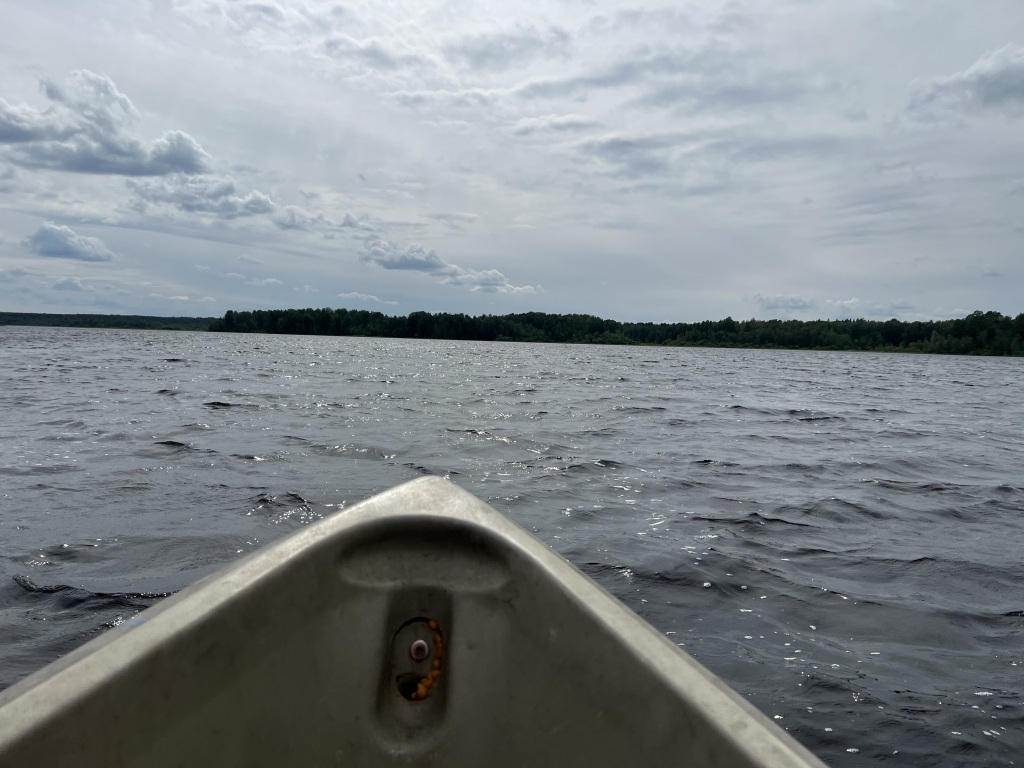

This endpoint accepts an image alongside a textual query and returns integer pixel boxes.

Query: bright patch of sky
[1,1,1022,321]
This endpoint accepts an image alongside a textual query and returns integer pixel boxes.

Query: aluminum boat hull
[0,477,826,767]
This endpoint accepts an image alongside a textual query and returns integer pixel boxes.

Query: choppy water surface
[1,327,1022,765]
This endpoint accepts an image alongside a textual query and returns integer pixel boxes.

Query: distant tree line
[209,308,1024,355]
[0,312,215,331]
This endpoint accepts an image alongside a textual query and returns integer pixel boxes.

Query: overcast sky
[1,1,1022,322]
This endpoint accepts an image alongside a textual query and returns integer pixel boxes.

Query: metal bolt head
[410,639,429,661]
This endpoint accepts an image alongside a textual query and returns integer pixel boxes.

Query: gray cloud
[128,175,274,218]
[577,133,680,178]
[444,25,570,72]
[753,294,816,312]
[578,128,850,182]
[428,212,479,229]
[584,7,695,36]
[340,212,373,229]
[360,238,538,294]
[909,45,1024,118]
[130,178,337,230]
[273,204,326,230]
[574,126,859,205]
[0,71,210,175]
[337,291,398,305]
[716,134,850,164]
[323,35,424,71]
[641,72,823,113]
[752,294,916,321]
[514,37,835,127]
[513,44,753,104]
[515,52,681,100]
[147,132,210,175]
[362,239,449,272]
[513,113,601,136]
[1,266,30,280]
[53,277,85,291]
[24,222,115,262]
[392,87,496,111]
[819,181,937,245]
[234,2,286,25]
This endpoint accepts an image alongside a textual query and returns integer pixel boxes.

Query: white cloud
[128,175,274,218]
[53,276,85,291]
[24,222,115,262]
[360,238,539,294]
[273,204,326,230]
[0,70,210,175]
[336,212,375,231]
[909,45,1024,118]
[337,291,398,305]
[824,298,914,320]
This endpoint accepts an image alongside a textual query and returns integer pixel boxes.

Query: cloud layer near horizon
[0,1,1021,321]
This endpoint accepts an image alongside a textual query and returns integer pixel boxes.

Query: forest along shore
[3,309,1023,355]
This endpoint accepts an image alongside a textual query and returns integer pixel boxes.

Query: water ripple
[1,327,1022,766]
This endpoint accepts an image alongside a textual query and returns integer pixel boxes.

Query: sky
[1,1,1022,323]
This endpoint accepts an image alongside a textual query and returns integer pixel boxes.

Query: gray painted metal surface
[0,477,828,767]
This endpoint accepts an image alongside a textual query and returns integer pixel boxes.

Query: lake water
[1,326,1022,766]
